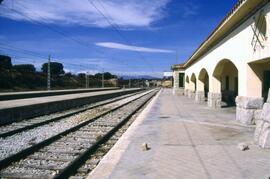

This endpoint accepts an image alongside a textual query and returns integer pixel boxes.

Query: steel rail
[0,90,145,138]
[54,90,157,179]
[0,89,156,171]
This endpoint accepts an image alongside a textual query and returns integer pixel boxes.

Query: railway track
[0,89,158,179]
[0,90,150,161]
[69,102,147,179]
[0,90,144,138]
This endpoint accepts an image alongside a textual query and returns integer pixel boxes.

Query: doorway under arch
[198,68,209,101]
[213,59,238,106]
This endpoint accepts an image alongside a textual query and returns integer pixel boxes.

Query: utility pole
[85,72,89,88]
[101,68,104,88]
[47,55,51,91]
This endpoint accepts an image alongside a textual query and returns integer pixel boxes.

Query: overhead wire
[87,0,155,73]
[0,1,155,77]
[6,2,142,76]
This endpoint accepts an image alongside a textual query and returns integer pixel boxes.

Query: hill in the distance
[120,75,161,80]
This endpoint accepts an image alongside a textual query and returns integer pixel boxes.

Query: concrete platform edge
[86,90,161,179]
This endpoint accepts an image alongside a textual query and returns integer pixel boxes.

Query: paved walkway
[88,89,270,179]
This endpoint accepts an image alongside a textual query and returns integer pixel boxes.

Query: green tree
[13,64,36,73]
[42,62,64,75]
[0,55,12,69]
[94,72,117,80]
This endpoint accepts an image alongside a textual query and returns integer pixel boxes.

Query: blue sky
[0,0,237,77]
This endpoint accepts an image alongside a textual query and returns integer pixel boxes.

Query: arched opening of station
[198,68,209,100]
[191,73,197,92]
[248,59,270,101]
[213,59,238,106]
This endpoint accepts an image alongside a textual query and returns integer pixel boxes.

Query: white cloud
[96,42,174,53]
[0,0,170,28]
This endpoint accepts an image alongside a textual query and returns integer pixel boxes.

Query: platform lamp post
[47,55,51,91]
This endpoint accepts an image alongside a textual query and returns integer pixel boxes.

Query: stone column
[208,92,221,108]
[235,96,264,125]
[195,91,205,102]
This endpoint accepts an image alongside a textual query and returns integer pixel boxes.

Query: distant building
[171,63,185,95]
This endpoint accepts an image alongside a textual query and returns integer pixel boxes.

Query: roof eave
[183,0,268,68]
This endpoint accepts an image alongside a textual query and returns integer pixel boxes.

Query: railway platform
[0,88,141,125]
[0,87,119,101]
[88,89,270,179]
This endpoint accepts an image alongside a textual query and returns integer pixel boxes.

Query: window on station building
[179,73,185,88]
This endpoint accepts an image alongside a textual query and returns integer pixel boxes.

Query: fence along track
[0,89,158,179]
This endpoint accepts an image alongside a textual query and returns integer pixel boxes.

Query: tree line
[0,55,118,91]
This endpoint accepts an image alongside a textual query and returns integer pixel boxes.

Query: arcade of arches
[172,0,270,149]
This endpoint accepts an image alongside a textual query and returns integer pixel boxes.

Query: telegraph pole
[85,73,87,89]
[47,55,51,91]
[85,72,89,88]
[102,68,104,88]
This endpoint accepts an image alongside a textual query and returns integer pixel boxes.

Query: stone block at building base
[254,119,264,143]
[235,96,263,125]
[236,96,264,109]
[195,91,205,102]
[207,92,221,108]
[236,107,256,125]
[254,109,262,123]
[261,103,270,122]
[254,99,270,149]
[254,120,270,149]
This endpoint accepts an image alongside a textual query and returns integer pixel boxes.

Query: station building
[172,0,270,125]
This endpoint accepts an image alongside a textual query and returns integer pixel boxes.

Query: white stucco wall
[184,3,270,97]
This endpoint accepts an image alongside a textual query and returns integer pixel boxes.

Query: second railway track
[0,90,144,138]
[0,89,158,179]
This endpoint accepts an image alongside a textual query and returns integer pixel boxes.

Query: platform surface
[0,88,138,109]
[0,87,117,96]
[0,87,118,101]
[88,89,270,179]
